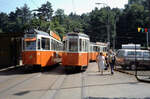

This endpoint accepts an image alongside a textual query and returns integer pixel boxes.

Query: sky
[0,0,128,15]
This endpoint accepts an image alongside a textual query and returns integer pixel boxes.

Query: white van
[116,49,150,69]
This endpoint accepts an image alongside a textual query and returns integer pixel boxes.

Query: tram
[89,42,99,61]
[62,32,90,71]
[22,29,63,68]
[89,42,107,61]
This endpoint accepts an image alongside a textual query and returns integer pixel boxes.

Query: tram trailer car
[89,43,99,62]
[22,29,63,68]
[89,42,107,62]
[62,33,90,71]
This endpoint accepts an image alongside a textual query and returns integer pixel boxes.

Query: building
[0,33,23,67]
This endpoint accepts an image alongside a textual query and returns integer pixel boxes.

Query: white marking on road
[35,74,42,78]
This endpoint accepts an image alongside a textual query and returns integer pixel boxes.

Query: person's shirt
[98,55,105,63]
[109,53,116,63]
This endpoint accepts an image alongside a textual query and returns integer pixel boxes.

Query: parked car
[116,49,150,70]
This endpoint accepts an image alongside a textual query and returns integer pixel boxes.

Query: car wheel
[131,64,136,70]
[121,66,126,70]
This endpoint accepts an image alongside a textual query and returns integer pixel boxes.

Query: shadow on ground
[0,64,85,76]
[0,64,60,75]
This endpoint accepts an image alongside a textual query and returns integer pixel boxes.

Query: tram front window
[69,38,78,52]
[25,41,36,50]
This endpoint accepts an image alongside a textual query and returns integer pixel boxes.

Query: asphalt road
[0,63,150,99]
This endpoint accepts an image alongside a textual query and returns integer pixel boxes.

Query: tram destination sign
[25,34,35,38]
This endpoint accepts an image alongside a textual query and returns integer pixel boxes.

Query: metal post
[147,32,149,48]
[113,17,116,50]
[95,2,110,49]
[135,44,137,77]
[107,13,110,49]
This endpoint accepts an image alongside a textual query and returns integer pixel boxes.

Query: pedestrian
[108,50,116,75]
[97,52,105,75]
[105,53,109,70]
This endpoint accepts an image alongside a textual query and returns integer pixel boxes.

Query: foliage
[36,1,53,21]
[0,0,150,47]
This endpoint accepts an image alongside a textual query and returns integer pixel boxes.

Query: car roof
[118,49,150,52]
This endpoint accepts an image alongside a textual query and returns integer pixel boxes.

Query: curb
[0,65,21,72]
[114,68,135,75]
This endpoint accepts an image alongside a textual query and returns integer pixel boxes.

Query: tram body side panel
[78,53,89,66]
[90,52,94,61]
[89,52,92,61]
[22,51,39,65]
[62,52,89,66]
[40,51,54,67]
[95,52,99,60]
[90,52,97,61]
[22,51,60,67]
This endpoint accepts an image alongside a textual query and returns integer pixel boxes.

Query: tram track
[0,73,41,95]
[81,63,95,99]
[39,74,62,99]
[81,71,86,99]
[50,74,68,99]
[0,66,38,84]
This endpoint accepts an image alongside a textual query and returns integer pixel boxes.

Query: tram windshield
[69,38,78,52]
[24,40,36,50]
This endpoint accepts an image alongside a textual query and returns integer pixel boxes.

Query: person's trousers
[110,63,114,74]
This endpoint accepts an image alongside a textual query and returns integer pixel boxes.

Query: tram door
[40,37,50,66]
[79,38,89,66]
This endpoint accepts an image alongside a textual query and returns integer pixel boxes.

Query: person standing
[108,50,116,75]
[97,52,105,75]
[105,53,109,70]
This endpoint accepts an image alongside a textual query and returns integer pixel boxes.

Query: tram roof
[67,32,89,38]
[34,29,50,36]
[26,29,50,36]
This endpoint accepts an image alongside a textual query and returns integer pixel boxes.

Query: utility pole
[113,19,116,50]
[95,3,110,50]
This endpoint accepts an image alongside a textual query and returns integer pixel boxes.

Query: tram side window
[97,46,100,52]
[90,46,93,52]
[63,40,68,51]
[54,40,57,51]
[56,42,58,51]
[80,39,82,51]
[51,39,54,50]
[38,39,40,50]
[85,40,87,51]
[83,40,86,52]
[86,40,89,52]
[42,38,50,50]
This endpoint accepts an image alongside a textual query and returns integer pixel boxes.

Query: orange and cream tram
[89,42,99,61]
[22,29,63,68]
[89,42,108,61]
[62,32,90,71]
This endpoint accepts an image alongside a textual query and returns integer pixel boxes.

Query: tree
[0,12,8,32]
[55,9,65,24]
[116,3,147,48]
[36,1,53,21]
